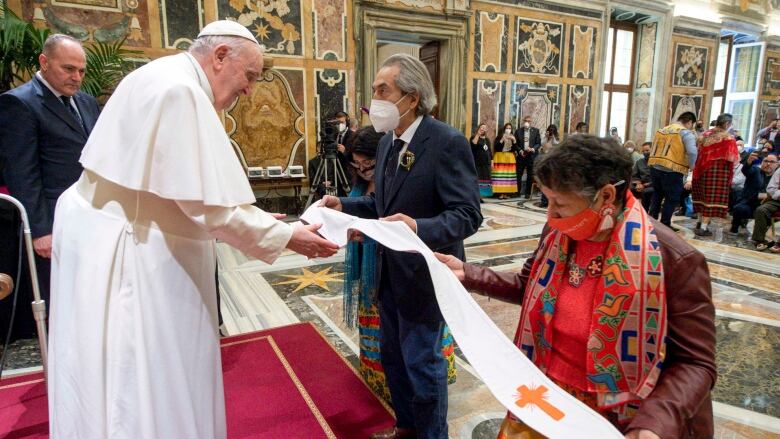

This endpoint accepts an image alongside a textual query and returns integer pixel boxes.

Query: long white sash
[301,206,623,438]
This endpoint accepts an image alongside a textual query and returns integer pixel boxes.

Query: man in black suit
[514,115,541,200]
[321,54,482,439]
[0,34,99,314]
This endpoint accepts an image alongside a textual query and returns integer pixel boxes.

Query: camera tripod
[304,151,352,210]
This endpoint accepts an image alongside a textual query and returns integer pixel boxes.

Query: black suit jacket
[341,116,483,322]
[513,126,542,161]
[0,75,100,237]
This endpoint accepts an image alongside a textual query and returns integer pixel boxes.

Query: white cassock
[48,52,293,438]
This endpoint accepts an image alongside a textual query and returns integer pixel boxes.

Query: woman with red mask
[436,135,716,439]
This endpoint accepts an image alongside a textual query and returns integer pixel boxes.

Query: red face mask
[546,181,624,241]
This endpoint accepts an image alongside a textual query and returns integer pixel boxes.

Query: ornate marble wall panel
[567,24,595,80]
[566,85,590,134]
[514,18,564,77]
[314,68,348,137]
[762,54,780,97]
[631,91,651,142]
[669,94,703,123]
[22,0,151,45]
[473,10,507,73]
[313,0,346,61]
[471,79,505,146]
[636,22,657,89]
[226,69,305,169]
[158,0,203,49]
[218,0,303,56]
[672,43,709,89]
[385,0,442,10]
[509,81,560,131]
[758,100,780,128]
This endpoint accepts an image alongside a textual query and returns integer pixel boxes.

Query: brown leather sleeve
[627,248,717,438]
[461,229,547,304]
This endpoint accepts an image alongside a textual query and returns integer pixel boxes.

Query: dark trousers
[751,200,780,242]
[649,168,684,226]
[378,287,448,438]
[731,200,756,232]
[515,157,534,197]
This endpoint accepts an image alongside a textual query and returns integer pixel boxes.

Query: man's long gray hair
[381,54,438,116]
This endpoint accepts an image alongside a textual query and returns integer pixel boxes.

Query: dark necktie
[384,139,405,199]
[61,96,85,132]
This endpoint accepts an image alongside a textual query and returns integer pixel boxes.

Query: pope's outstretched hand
[287,223,339,259]
[434,252,465,281]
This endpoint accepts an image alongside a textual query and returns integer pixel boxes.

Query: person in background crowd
[728,152,778,238]
[631,142,654,211]
[610,127,623,144]
[341,125,459,404]
[514,116,541,200]
[648,111,698,231]
[695,119,706,135]
[437,135,716,439]
[624,140,642,163]
[756,118,780,145]
[470,123,493,201]
[691,113,739,238]
[0,34,100,340]
[575,121,589,134]
[492,123,518,200]
[750,153,780,252]
[538,124,560,208]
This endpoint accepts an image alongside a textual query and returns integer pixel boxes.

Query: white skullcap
[197,20,258,45]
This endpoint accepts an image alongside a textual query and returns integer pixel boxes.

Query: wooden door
[419,41,440,118]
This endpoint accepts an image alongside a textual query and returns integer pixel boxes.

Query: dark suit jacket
[340,115,483,322]
[0,75,100,237]
[513,126,541,161]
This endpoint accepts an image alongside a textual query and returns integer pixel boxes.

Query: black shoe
[664,223,680,232]
[694,228,712,237]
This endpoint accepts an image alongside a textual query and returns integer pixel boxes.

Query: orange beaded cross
[514,384,565,421]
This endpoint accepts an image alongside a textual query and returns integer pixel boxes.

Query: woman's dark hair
[545,124,559,138]
[474,122,487,136]
[346,126,383,159]
[715,113,733,128]
[535,134,633,202]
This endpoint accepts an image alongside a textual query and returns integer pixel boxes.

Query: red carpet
[0,322,395,438]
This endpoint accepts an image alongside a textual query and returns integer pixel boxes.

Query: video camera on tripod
[305,117,351,209]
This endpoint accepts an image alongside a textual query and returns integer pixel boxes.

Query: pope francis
[47,20,338,438]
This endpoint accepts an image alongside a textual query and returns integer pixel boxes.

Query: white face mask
[505,128,512,134]
[338,122,347,132]
[523,122,530,128]
[369,94,410,133]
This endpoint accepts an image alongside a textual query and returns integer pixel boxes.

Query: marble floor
[3,195,780,438]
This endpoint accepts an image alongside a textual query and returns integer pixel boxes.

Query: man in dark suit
[513,115,541,200]
[0,34,99,315]
[321,54,482,439]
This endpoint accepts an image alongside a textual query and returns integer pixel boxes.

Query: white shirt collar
[36,71,64,99]
[392,115,424,145]
[183,52,215,104]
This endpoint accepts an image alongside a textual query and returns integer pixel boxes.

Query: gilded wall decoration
[567,25,595,80]
[759,100,780,128]
[636,22,657,88]
[515,18,563,77]
[510,82,560,131]
[22,0,150,45]
[218,0,303,56]
[672,43,708,89]
[226,69,305,169]
[566,85,590,134]
[669,94,703,123]
[470,79,505,146]
[313,0,346,61]
[315,69,348,137]
[631,91,651,142]
[762,56,780,96]
[158,0,204,49]
[473,11,507,73]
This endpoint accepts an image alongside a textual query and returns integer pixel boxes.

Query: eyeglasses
[350,159,376,169]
